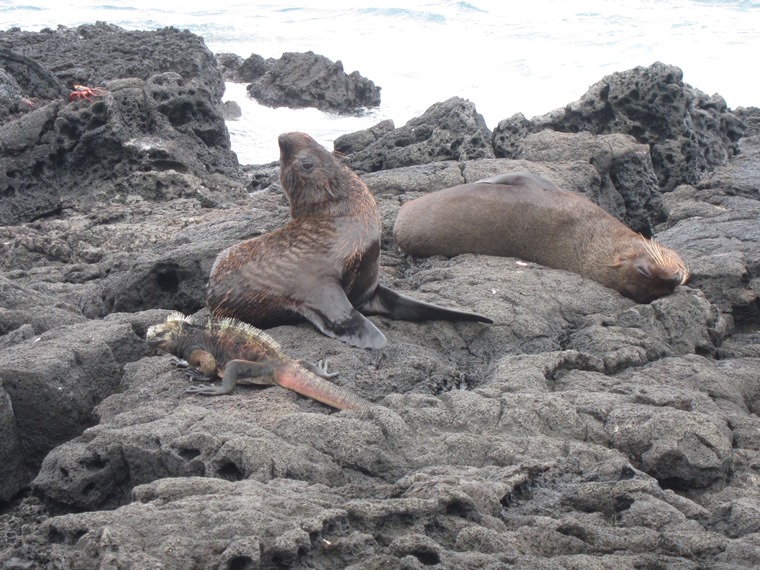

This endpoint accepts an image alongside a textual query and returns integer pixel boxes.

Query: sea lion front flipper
[300,286,387,349]
[359,285,494,324]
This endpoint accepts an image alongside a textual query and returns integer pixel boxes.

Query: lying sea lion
[207,132,492,349]
[393,172,689,303]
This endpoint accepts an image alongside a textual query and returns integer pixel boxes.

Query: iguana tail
[275,363,370,411]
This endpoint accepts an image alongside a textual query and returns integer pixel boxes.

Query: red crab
[69,85,108,103]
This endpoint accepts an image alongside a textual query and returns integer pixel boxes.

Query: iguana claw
[169,357,189,368]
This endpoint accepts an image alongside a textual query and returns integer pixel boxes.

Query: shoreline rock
[1,23,759,570]
[223,50,382,115]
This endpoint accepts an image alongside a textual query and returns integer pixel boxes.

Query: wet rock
[246,51,381,114]
[0,23,225,100]
[221,99,242,119]
[345,96,495,173]
[214,52,244,81]
[237,53,270,83]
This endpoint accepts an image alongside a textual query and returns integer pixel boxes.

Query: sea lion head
[278,131,361,216]
[612,237,689,303]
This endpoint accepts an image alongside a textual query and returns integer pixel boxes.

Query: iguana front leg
[185,359,275,396]
[170,357,189,368]
[170,355,216,384]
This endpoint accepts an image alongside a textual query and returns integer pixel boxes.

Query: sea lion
[392,172,689,303]
[207,132,492,349]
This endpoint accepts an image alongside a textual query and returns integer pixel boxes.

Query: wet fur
[207,132,491,348]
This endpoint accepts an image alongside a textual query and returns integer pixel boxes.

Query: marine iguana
[146,312,370,411]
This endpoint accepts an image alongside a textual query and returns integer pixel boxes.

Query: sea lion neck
[278,131,360,218]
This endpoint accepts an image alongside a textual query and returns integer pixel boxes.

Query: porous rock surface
[1,26,759,570]
[244,51,382,115]
[0,23,241,226]
[342,96,496,173]
[493,61,746,192]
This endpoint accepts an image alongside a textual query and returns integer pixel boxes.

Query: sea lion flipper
[360,285,493,324]
[300,288,387,349]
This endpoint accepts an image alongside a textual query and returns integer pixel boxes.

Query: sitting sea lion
[393,172,689,303]
[207,132,492,349]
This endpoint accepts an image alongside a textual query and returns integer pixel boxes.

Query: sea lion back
[393,172,585,262]
[393,171,688,303]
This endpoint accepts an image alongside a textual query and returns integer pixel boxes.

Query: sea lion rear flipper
[301,287,387,349]
[359,285,493,324]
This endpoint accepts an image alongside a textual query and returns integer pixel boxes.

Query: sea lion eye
[636,264,652,278]
[301,159,314,171]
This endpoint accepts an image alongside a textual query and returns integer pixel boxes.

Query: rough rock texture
[334,118,396,155]
[0,25,241,226]
[493,62,746,191]
[246,51,381,114]
[344,96,495,173]
[506,130,665,234]
[215,52,245,82]
[0,47,66,124]
[1,31,759,569]
[0,22,225,100]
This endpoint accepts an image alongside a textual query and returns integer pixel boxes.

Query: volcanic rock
[0,32,758,570]
[246,50,381,114]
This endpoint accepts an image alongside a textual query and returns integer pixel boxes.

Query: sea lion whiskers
[639,235,665,266]
[639,235,689,284]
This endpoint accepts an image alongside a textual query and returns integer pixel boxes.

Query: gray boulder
[0,74,240,225]
[0,47,67,125]
[0,22,225,100]
[0,312,162,500]
[493,62,745,191]
[0,385,26,501]
[246,51,381,114]
[0,24,241,226]
[345,96,495,173]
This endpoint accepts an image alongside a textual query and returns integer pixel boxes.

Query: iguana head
[145,312,191,351]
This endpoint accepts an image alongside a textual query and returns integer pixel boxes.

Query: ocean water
[2,0,759,164]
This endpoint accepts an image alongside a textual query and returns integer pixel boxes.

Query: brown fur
[207,132,491,349]
[393,172,689,303]
[208,132,381,327]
